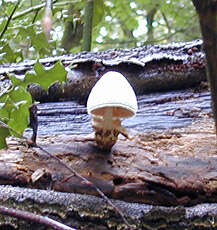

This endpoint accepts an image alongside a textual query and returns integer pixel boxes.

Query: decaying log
[1,185,217,230]
[35,88,211,136]
[1,119,216,206]
[0,119,216,229]
[0,40,206,103]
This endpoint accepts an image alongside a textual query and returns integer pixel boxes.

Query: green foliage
[0,86,32,148]
[0,61,67,149]
[10,61,67,90]
[16,25,51,56]
[0,0,200,58]
[0,43,23,63]
[0,127,9,148]
[93,0,105,27]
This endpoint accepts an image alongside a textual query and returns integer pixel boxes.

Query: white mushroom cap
[87,71,138,118]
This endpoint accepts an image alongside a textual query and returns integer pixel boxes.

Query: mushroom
[87,71,138,151]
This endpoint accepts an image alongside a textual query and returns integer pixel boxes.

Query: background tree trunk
[146,8,157,43]
[61,5,83,52]
[191,0,217,134]
[81,0,94,51]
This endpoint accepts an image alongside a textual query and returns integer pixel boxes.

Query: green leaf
[0,101,10,122]
[31,32,50,53]
[0,100,13,149]
[10,61,67,91]
[16,25,51,56]
[7,86,32,135]
[0,86,32,141]
[0,18,7,33]
[0,60,67,148]
[0,44,23,63]
[0,127,9,149]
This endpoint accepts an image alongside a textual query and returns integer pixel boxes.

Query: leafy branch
[0,0,21,39]
[0,60,67,149]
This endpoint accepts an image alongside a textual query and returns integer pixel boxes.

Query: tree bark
[61,5,83,52]
[81,0,94,51]
[191,0,217,134]
[146,8,157,43]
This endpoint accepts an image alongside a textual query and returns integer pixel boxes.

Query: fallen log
[0,184,217,230]
[0,40,206,103]
[0,119,216,229]
[0,119,215,206]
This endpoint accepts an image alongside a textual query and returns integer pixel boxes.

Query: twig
[0,0,21,39]
[0,205,75,230]
[13,2,45,20]
[161,11,171,34]
[32,9,40,24]
[12,1,77,20]
[0,121,133,228]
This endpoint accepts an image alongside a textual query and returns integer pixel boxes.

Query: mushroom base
[94,128,119,151]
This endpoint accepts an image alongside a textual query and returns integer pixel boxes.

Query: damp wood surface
[0,118,216,208]
[34,87,211,136]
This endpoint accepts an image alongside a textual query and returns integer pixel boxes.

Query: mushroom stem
[103,107,113,130]
[92,112,119,152]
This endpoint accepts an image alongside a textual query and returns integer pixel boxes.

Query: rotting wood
[35,87,211,136]
[0,119,216,208]
[0,40,206,103]
[0,158,217,230]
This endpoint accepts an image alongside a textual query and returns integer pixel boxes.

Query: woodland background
[0,0,201,62]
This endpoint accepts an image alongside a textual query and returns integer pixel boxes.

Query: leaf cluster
[0,61,67,149]
[0,0,200,59]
